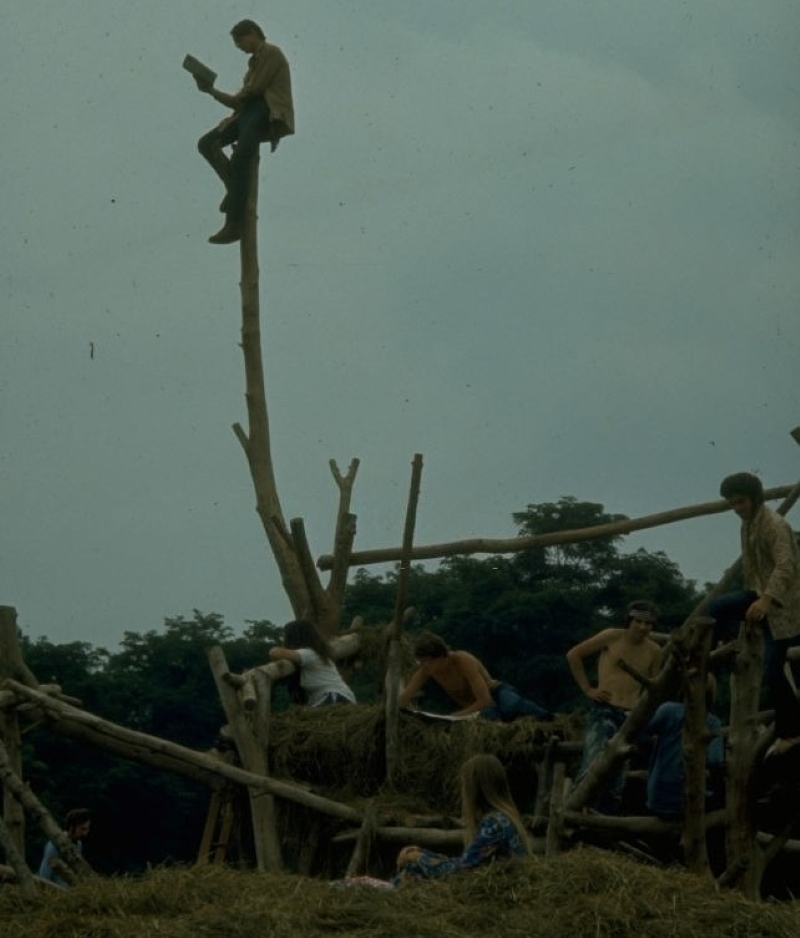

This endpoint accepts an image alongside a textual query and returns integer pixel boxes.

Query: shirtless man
[566,600,661,813]
[398,633,552,722]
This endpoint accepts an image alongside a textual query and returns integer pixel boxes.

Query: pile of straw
[2,848,797,938]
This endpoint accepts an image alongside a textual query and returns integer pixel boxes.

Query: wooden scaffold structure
[0,450,799,897]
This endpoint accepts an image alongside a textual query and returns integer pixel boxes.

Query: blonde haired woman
[395,754,529,881]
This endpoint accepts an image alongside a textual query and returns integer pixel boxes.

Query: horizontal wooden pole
[4,681,361,823]
[316,485,794,570]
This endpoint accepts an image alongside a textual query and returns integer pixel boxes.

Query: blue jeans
[574,704,628,814]
[709,590,800,739]
[481,682,553,722]
[198,98,271,221]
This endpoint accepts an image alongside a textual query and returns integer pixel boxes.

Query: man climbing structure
[195,19,294,244]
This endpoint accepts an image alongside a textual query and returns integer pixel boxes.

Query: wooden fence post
[385,454,424,787]
[207,646,282,871]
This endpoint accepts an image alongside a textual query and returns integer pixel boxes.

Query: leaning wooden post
[0,606,36,860]
[545,761,566,858]
[207,645,281,871]
[385,454,424,788]
[680,616,714,875]
[0,739,94,881]
[0,814,34,894]
[724,622,765,897]
[345,802,377,878]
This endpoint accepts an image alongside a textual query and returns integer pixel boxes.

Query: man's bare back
[399,649,496,716]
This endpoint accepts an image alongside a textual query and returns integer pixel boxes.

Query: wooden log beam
[386,454,424,788]
[316,485,795,570]
[345,802,377,878]
[727,623,766,899]
[680,618,714,875]
[247,632,362,684]
[0,814,35,893]
[334,825,464,849]
[563,808,727,836]
[4,680,362,823]
[208,645,280,871]
[0,607,38,689]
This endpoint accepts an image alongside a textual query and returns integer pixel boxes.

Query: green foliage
[342,497,701,713]
[16,498,703,874]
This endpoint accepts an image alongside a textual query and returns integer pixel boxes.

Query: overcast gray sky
[3,2,799,650]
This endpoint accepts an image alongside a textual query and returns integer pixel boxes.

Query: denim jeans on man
[573,703,629,814]
[481,682,553,722]
[198,98,271,221]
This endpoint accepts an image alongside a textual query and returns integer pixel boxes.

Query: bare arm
[398,667,427,708]
[269,647,301,665]
[449,654,493,717]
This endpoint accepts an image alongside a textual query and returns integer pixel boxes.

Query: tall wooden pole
[385,454,424,787]
[681,618,714,875]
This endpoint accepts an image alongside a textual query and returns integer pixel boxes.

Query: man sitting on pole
[195,19,294,245]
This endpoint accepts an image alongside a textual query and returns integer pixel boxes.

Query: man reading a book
[398,633,553,721]
[195,19,295,244]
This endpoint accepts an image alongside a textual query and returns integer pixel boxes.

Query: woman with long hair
[269,619,356,707]
[394,754,529,881]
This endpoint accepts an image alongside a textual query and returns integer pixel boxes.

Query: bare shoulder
[569,628,625,656]
[451,650,482,671]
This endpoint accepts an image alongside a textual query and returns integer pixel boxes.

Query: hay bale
[267,704,577,814]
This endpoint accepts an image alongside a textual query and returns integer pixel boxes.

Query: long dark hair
[283,619,332,662]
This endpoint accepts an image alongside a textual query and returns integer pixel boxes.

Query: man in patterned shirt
[710,472,800,756]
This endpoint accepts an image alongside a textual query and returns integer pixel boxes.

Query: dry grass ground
[2,849,799,938]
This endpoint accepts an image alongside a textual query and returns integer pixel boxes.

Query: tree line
[17,498,705,873]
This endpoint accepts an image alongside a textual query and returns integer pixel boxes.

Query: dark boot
[208,218,241,244]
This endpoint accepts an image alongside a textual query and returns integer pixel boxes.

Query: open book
[402,708,480,723]
[182,54,217,87]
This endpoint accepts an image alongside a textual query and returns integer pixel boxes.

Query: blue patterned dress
[395,811,526,882]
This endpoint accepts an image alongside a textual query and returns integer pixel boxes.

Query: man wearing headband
[709,472,800,757]
[566,600,661,813]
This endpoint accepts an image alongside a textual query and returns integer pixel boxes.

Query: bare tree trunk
[228,158,358,635]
